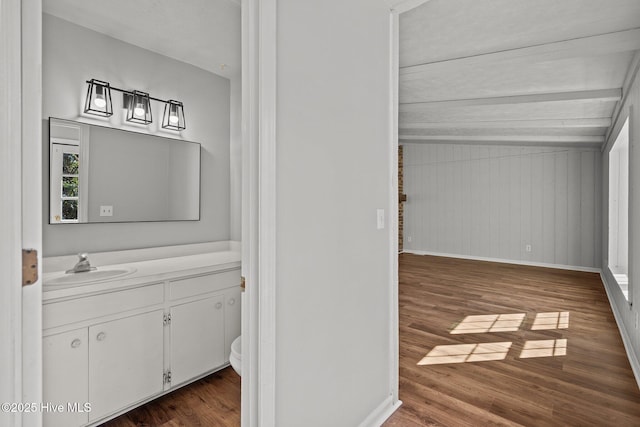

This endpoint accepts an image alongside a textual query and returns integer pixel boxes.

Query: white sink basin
[45,267,137,286]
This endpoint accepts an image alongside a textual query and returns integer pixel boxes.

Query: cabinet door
[225,287,242,361]
[88,310,164,422]
[170,295,225,386]
[43,329,89,427]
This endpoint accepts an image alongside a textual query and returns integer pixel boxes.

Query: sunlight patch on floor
[450,313,526,334]
[520,339,567,358]
[531,312,569,330]
[418,342,512,365]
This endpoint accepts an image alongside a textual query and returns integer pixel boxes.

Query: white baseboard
[402,250,601,273]
[358,396,402,427]
[600,272,640,389]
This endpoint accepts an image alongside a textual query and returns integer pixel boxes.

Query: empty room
[387,0,640,425]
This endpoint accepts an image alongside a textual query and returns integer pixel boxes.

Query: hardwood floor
[100,367,240,427]
[100,254,640,426]
[385,254,640,427]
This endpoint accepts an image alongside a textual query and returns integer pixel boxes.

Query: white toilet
[230,335,242,376]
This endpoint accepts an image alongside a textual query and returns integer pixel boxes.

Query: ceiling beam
[399,89,622,112]
[399,135,604,144]
[399,118,612,129]
[386,0,432,13]
[400,28,640,80]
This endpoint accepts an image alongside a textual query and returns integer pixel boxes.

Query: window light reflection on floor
[531,312,569,330]
[418,342,512,365]
[520,339,567,358]
[450,313,526,334]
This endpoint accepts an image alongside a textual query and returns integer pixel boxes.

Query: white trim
[388,8,401,412]
[403,250,602,273]
[0,0,23,425]
[358,396,403,427]
[257,0,277,425]
[20,2,43,426]
[240,0,259,423]
[79,125,90,222]
[600,272,640,389]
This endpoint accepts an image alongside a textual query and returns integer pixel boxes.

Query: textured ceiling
[43,0,241,79]
[399,0,640,148]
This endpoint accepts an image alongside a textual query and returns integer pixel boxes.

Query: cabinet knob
[228,298,236,306]
[215,302,223,310]
[96,332,107,341]
[70,339,82,348]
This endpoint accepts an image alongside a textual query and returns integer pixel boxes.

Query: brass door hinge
[240,276,246,290]
[22,249,38,286]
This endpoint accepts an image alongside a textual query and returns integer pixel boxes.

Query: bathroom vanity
[42,242,241,427]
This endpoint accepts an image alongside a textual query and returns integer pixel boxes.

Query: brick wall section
[398,145,404,252]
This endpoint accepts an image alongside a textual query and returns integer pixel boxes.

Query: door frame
[0,0,25,423]
[1,1,43,426]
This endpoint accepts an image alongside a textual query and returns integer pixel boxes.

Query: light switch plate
[377,209,385,230]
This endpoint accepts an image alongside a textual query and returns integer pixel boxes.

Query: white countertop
[43,242,241,301]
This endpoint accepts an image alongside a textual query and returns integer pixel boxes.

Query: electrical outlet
[525,244,532,253]
[100,205,113,217]
[407,236,412,243]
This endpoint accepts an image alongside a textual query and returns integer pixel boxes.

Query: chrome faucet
[65,253,96,274]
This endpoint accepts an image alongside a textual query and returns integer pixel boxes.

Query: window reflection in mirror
[48,117,201,224]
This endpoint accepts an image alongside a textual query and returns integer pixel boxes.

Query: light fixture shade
[126,90,152,124]
[162,100,186,130]
[84,79,113,116]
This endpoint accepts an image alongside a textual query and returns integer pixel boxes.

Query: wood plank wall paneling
[403,144,602,268]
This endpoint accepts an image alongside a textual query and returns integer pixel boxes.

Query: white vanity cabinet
[224,286,242,353]
[43,329,89,427]
[170,295,226,386]
[167,270,241,387]
[88,310,164,422]
[43,263,241,427]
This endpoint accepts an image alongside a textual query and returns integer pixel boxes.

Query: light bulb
[134,104,145,117]
[169,114,179,125]
[93,85,106,108]
[93,96,106,108]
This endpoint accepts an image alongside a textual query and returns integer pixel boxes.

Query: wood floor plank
[385,254,640,426]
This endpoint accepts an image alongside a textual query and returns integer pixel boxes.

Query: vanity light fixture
[126,90,153,125]
[162,100,186,130]
[84,79,113,117]
[82,79,186,130]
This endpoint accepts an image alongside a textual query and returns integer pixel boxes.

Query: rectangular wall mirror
[49,117,201,224]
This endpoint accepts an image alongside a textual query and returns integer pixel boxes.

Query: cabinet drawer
[169,269,240,300]
[44,284,164,329]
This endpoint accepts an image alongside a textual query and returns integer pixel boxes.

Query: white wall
[403,143,602,269]
[602,60,640,376]
[42,14,231,255]
[274,0,393,425]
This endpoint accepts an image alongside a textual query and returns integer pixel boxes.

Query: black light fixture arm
[85,80,170,104]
